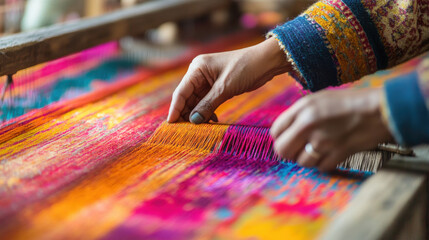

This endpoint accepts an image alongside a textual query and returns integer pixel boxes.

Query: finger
[315,126,383,172]
[191,90,219,122]
[181,104,192,121]
[167,71,197,123]
[273,121,310,160]
[180,94,201,121]
[270,97,309,139]
[190,85,228,124]
[188,112,218,123]
[317,149,350,172]
[191,99,219,123]
[187,93,201,108]
[168,94,185,123]
[177,116,186,122]
[316,133,356,172]
[210,113,219,122]
[296,150,322,168]
[182,94,218,122]
[296,147,322,168]
[315,123,384,172]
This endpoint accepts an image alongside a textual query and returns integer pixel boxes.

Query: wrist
[254,38,292,76]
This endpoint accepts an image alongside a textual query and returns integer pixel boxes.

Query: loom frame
[0,0,230,76]
[321,146,429,240]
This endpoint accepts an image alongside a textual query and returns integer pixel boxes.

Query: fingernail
[190,112,204,124]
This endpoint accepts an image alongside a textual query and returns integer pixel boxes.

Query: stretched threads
[99,122,367,240]
[216,75,294,124]
[219,125,279,161]
[236,85,302,127]
[0,33,415,239]
[0,42,119,95]
[1,63,296,219]
[0,32,268,141]
[0,56,138,123]
[0,124,366,239]
[147,122,228,153]
[150,123,279,162]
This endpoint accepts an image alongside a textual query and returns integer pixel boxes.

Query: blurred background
[0,0,317,67]
[0,0,316,37]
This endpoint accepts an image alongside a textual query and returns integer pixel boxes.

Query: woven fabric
[0,37,373,240]
[1,33,423,239]
[0,42,140,123]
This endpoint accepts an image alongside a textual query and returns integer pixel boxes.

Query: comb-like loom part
[158,122,387,173]
[339,151,391,173]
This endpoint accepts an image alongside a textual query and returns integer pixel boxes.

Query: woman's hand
[270,88,394,171]
[168,38,291,124]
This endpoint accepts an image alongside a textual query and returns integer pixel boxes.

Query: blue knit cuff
[384,71,429,146]
[269,17,339,92]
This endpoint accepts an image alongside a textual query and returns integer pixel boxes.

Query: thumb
[190,87,228,124]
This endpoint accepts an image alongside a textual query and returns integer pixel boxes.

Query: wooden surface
[395,188,427,240]
[320,168,427,240]
[387,145,429,172]
[0,0,230,76]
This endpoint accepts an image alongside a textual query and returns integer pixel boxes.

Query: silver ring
[305,143,321,159]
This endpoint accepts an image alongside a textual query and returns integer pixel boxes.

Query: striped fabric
[269,0,429,146]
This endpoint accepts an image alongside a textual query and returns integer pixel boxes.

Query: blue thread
[271,17,339,91]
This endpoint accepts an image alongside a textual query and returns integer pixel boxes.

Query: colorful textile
[0,42,140,123]
[0,38,370,239]
[269,0,428,90]
[361,0,429,65]
[269,0,429,146]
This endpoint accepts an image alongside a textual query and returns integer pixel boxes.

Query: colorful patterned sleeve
[267,0,429,91]
[382,57,429,146]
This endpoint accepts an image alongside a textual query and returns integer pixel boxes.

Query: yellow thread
[306,2,371,83]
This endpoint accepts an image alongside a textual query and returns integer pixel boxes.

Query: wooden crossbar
[0,0,230,76]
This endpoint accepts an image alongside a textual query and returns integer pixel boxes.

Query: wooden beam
[319,168,426,240]
[386,145,429,172]
[0,0,230,76]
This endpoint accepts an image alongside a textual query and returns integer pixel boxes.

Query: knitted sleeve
[268,0,429,91]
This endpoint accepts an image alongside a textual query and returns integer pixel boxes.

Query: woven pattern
[269,0,428,91]
[361,0,429,65]
[0,35,376,239]
[0,42,141,123]
[7,29,428,238]
[5,31,428,238]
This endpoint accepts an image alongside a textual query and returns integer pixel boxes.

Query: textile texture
[0,34,423,239]
[269,0,429,91]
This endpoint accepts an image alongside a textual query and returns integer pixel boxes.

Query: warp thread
[1,33,417,239]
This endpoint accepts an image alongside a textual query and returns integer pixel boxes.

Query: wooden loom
[0,0,428,239]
